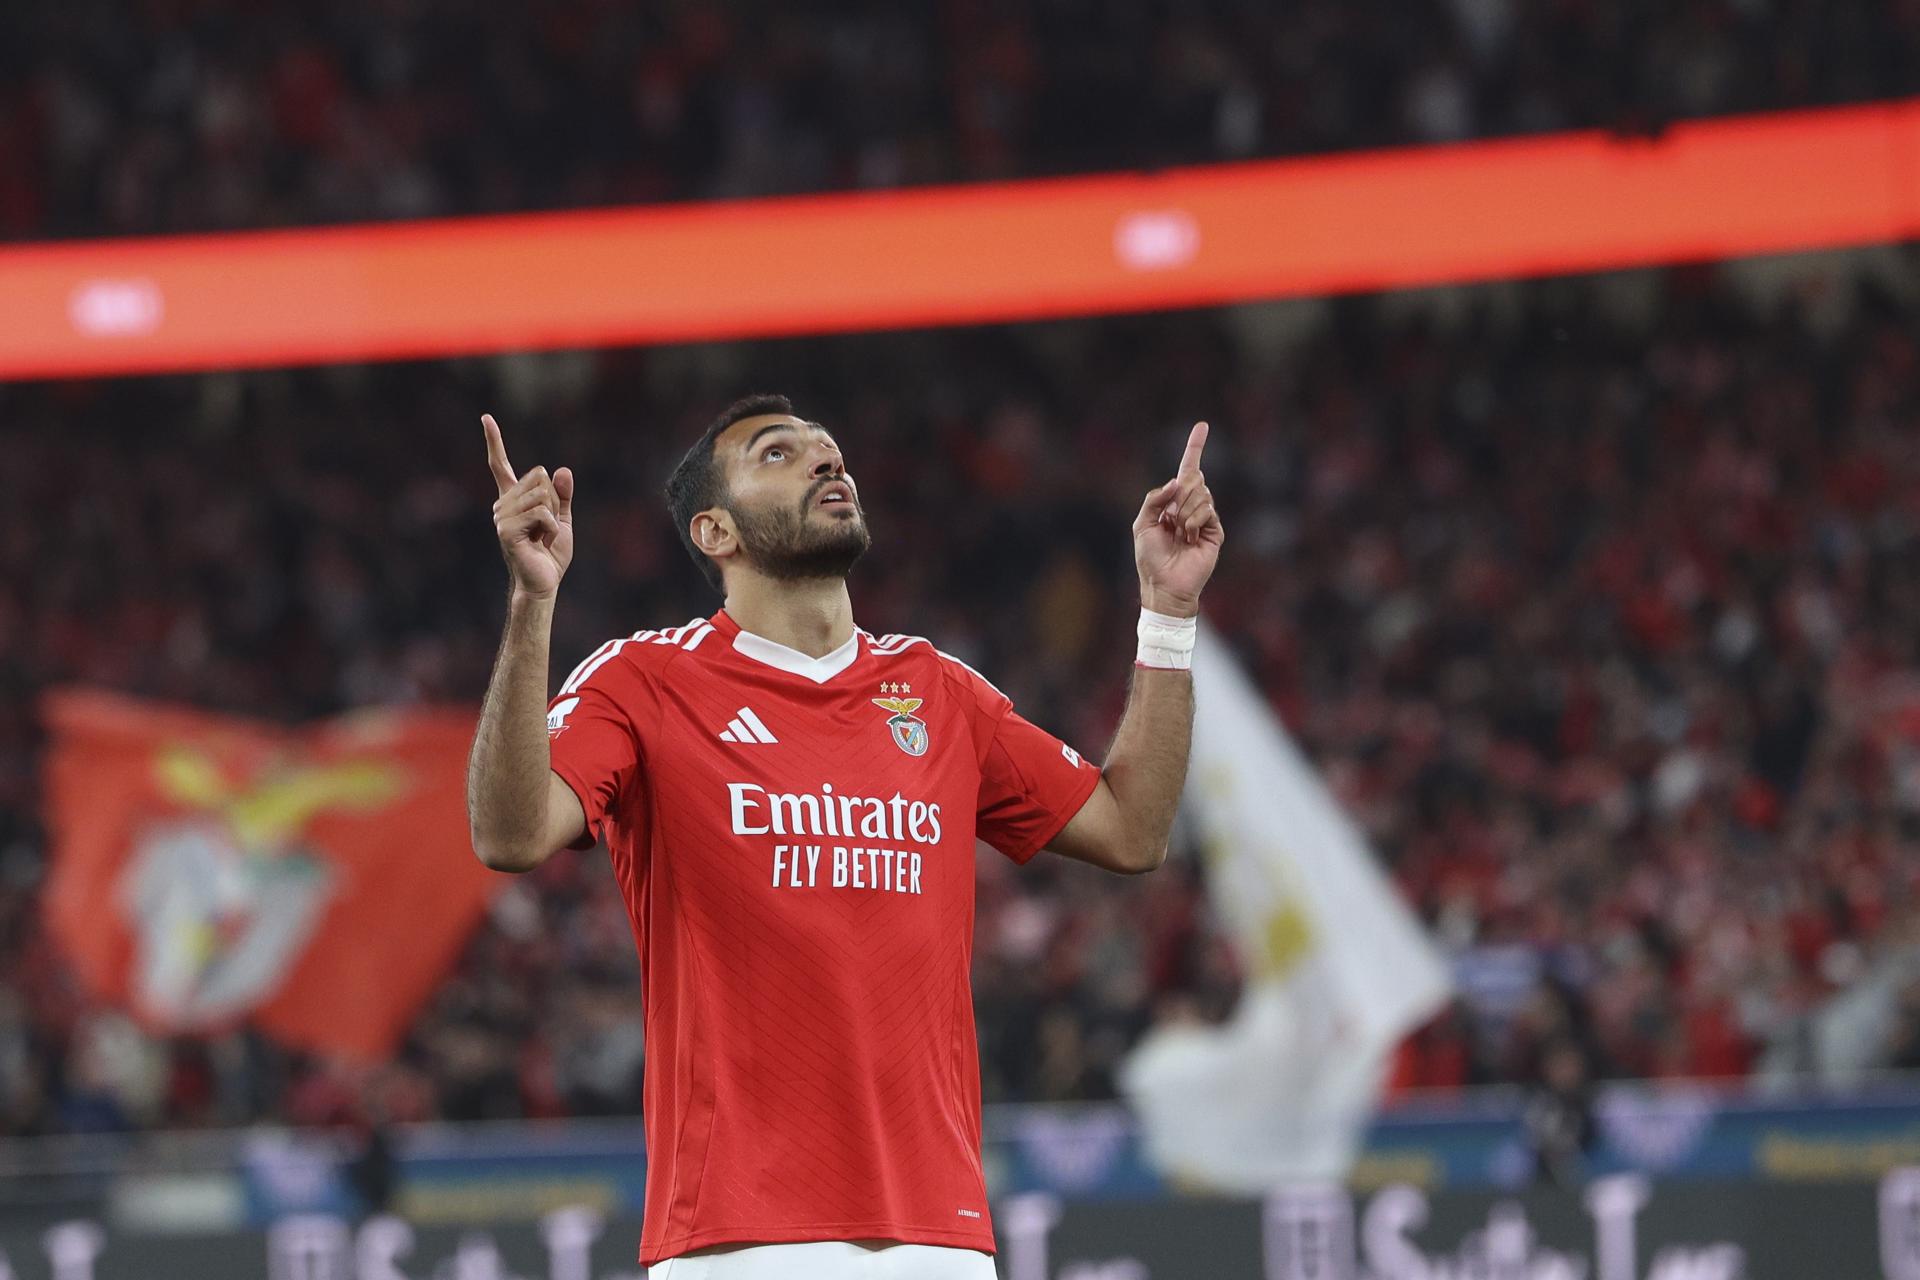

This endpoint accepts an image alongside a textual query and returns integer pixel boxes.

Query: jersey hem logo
[718,706,779,744]
[872,693,929,756]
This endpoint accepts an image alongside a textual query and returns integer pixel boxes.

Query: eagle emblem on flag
[872,694,929,757]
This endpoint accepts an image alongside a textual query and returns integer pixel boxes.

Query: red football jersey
[545,608,1101,1263]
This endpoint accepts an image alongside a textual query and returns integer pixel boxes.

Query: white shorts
[646,1241,996,1279]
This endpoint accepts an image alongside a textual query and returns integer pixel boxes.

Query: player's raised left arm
[1050,422,1222,874]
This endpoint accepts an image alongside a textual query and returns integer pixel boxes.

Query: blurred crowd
[5,0,1918,240]
[4,258,1920,1135]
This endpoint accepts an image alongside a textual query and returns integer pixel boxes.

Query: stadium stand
[4,0,1917,240]
[5,258,1920,1132]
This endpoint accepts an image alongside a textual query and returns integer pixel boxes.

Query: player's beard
[729,485,872,582]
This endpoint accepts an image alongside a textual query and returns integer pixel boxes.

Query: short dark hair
[665,393,795,593]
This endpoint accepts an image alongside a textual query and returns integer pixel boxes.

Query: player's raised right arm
[466,414,587,871]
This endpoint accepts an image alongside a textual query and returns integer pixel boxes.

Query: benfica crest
[872,692,929,757]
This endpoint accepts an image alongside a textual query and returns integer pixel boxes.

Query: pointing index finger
[1177,421,1209,479]
[482,413,518,493]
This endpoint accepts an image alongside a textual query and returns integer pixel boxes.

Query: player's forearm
[1093,414,1218,873]
[1096,665,1194,872]
[467,588,558,870]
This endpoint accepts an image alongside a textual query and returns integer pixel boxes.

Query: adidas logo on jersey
[717,707,779,745]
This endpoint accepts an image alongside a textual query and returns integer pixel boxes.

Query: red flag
[41,688,492,1061]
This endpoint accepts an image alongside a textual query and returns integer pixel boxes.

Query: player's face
[716,414,871,581]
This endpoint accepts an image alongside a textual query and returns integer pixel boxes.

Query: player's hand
[1133,421,1223,618]
[484,413,574,600]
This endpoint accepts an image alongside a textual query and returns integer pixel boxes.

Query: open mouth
[814,481,855,511]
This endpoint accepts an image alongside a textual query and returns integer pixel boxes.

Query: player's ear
[692,508,737,562]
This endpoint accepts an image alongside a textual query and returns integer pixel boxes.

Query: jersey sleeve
[546,646,650,852]
[951,659,1102,864]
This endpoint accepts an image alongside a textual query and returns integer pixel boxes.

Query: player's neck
[722,576,856,659]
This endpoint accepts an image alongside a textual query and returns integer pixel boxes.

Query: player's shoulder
[558,617,718,694]
[862,629,1006,701]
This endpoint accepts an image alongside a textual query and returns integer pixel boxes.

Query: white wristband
[1136,607,1197,670]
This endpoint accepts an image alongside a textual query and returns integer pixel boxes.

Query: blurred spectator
[1524,1038,1596,1186]
[345,1118,396,1217]
[1888,979,1920,1072]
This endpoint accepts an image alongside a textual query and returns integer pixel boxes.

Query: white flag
[1119,621,1453,1190]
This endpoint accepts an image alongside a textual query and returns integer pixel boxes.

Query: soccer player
[467,395,1222,1279]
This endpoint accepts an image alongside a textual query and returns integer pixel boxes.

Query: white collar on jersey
[730,624,862,684]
